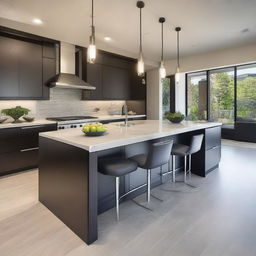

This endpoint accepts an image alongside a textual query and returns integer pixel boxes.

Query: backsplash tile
[0,88,125,119]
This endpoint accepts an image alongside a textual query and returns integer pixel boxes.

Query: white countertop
[56,114,146,124]
[40,120,222,152]
[0,114,146,129]
[0,119,57,129]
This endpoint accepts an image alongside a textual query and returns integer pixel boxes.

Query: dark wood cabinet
[192,126,221,177]
[19,41,43,98]
[102,65,130,100]
[0,123,57,175]
[0,27,57,100]
[83,63,103,100]
[81,48,146,101]
[0,36,20,97]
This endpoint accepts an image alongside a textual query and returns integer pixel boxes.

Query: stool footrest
[119,183,147,200]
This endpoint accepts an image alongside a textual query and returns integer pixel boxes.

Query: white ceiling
[0,0,256,66]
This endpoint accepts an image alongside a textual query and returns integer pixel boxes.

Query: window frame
[185,62,256,123]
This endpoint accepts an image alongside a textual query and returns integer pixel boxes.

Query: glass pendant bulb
[175,66,180,84]
[137,51,145,77]
[137,1,145,77]
[175,27,181,85]
[160,61,166,79]
[87,0,96,63]
[87,35,96,63]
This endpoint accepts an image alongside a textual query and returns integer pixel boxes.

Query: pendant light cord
[161,22,164,62]
[140,8,142,52]
[91,0,94,27]
[177,30,180,68]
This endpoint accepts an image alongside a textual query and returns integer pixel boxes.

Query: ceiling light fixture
[104,37,112,41]
[87,0,96,63]
[136,1,145,77]
[32,18,43,25]
[175,27,181,85]
[159,17,166,79]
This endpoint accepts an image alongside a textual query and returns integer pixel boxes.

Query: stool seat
[171,144,190,156]
[129,154,147,168]
[98,157,138,177]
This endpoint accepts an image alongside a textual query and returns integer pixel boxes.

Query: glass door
[236,64,256,122]
[209,67,235,124]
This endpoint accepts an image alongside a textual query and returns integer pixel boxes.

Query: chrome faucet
[123,104,128,126]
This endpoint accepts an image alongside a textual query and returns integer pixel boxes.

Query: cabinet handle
[20,147,39,152]
[210,146,218,150]
[21,125,44,129]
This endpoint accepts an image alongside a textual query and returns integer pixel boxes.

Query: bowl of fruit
[82,122,108,136]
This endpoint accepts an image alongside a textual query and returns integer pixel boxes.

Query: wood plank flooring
[0,142,256,256]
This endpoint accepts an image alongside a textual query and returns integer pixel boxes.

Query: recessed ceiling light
[104,37,112,41]
[32,18,43,25]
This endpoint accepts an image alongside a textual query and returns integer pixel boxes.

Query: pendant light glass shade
[175,66,180,84]
[175,27,181,84]
[87,0,96,63]
[137,52,145,77]
[160,61,166,79]
[159,17,166,79]
[137,1,145,77]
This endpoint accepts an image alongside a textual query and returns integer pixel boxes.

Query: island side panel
[38,137,98,245]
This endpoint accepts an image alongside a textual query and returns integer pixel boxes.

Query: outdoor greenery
[162,78,170,118]
[237,76,256,120]
[187,69,256,124]
[210,72,234,124]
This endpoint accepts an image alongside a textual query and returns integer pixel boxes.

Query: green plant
[1,106,30,123]
[165,111,185,119]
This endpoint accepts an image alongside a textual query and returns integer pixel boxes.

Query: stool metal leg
[147,169,151,203]
[184,155,187,183]
[188,154,192,179]
[116,177,120,221]
[172,155,176,182]
[160,166,163,184]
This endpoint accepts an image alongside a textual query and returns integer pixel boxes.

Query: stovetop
[46,116,98,121]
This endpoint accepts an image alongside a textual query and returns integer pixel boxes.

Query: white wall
[146,69,162,120]
[165,43,256,74]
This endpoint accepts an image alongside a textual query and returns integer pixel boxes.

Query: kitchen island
[39,120,222,244]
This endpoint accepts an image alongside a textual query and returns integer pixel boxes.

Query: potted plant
[1,106,30,123]
[165,111,185,123]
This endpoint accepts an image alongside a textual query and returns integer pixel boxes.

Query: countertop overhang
[39,120,222,152]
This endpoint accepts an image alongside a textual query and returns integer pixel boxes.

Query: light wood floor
[1,144,256,256]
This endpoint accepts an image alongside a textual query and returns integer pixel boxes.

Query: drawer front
[205,146,221,171]
[21,124,57,149]
[205,126,221,151]
[0,149,38,175]
[0,127,23,154]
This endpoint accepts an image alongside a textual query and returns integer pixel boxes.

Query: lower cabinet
[191,126,222,177]
[0,123,57,175]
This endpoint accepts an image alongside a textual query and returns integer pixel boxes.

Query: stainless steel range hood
[46,42,96,90]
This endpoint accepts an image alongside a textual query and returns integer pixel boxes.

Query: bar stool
[130,140,173,203]
[171,134,204,184]
[98,157,138,221]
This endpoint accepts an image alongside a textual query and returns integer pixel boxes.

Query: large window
[237,64,256,121]
[186,63,256,124]
[187,72,207,120]
[162,77,170,118]
[209,68,234,124]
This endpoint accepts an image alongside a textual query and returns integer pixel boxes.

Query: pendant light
[87,0,96,63]
[159,17,166,79]
[137,1,145,77]
[175,27,181,84]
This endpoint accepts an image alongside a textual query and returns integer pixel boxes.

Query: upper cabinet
[81,49,146,100]
[0,27,57,100]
